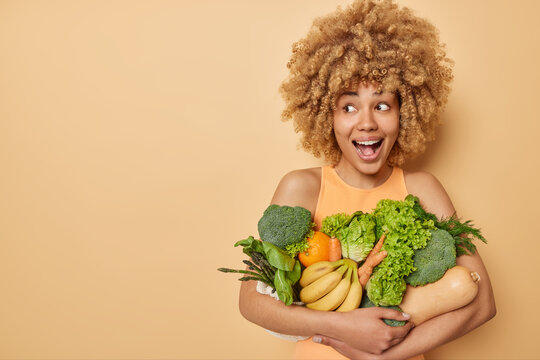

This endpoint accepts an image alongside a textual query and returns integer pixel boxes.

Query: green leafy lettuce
[366,197,435,306]
[338,213,377,262]
[321,212,362,238]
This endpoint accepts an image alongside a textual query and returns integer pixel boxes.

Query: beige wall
[1,0,538,358]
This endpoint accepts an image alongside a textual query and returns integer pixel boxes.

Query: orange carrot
[328,237,342,262]
[358,233,388,287]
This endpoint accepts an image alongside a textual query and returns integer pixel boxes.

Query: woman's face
[333,82,400,179]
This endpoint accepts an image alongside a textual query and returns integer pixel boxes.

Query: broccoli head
[406,229,456,286]
[257,204,313,249]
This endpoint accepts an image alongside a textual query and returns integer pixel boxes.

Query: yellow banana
[299,259,345,288]
[307,266,353,311]
[300,264,347,303]
[336,260,362,312]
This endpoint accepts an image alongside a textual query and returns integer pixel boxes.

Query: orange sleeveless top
[293,165,424,360]
[313,166,408,228]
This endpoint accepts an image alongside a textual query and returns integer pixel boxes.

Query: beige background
[1,0,539,359]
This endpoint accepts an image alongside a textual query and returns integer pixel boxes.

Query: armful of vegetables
[219,194,487,322]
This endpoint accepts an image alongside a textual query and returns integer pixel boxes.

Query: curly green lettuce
[284,238,310,258]
[366,197,435,306]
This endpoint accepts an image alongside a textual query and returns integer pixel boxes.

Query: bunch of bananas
[299,259,362,312]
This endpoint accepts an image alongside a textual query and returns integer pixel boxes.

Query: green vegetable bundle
[218,196,486,308]
[218,204,314,306]
[218,236,301,305]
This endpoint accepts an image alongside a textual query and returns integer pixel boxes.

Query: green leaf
[234,236,295,271]
[234,236,263,255]
[262,241,296,271]
[274,269,294,305]
[286,260,302,284]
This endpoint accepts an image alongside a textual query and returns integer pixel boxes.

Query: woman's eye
[344,105,356,113]
[376,103,390,111]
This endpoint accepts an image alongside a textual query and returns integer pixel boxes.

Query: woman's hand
[323,307,414,355]
[313,336,384,360]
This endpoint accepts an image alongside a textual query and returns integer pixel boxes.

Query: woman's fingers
[388,321,415,347]
[377,308,411,322]
[320,307,414,355]
[379,309,415,343]
[313,335,356,357]
[313,334,343,348]
[371,307,415,349]
[313,335,381,359]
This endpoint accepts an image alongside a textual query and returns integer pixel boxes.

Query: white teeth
[355,140,380,145]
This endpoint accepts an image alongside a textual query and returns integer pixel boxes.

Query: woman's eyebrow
[341,91,385,97]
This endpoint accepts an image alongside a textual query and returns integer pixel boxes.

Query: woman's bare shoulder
[271,167,321,214]
[403,169,455,219]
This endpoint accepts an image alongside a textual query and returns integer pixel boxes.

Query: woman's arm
[238,169,414,354]
[314,171,496,359]
[240,279,413,353]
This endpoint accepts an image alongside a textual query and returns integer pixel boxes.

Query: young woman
[239,1,496,359]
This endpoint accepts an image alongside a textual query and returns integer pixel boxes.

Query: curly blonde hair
[280,0,453,166]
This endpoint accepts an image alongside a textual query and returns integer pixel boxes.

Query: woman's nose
[355,111,377,131]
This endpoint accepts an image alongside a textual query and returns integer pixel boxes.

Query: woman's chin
[356,162,389,176]
[339,157,390,176]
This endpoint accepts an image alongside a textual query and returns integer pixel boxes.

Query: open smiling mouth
[353,139,383,159]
